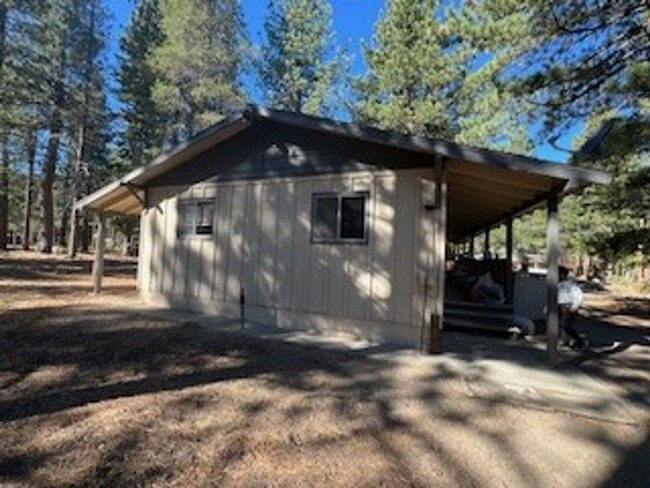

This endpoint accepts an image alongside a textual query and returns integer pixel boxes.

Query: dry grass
[0,250,648,487]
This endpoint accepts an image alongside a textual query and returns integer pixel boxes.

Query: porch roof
[76,105,610,240]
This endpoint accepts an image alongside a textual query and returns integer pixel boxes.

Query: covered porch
[75,106,610,365]
[414,154,609,364]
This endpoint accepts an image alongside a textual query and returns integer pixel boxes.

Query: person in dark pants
[558,266,588,350]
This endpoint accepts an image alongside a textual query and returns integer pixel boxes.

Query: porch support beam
[123,182,146,207]
[92,213,106,294]
[505,218,514,303]
[546,195,560,365]
[484,228,491,260]
[429,155,447,354]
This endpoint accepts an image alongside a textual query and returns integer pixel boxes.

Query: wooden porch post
[505,218,513,303]
[484,228,491,260]
[92,213,106,294]
[469,235,475,258]
[546,195,560,365]
[429,156,447,354]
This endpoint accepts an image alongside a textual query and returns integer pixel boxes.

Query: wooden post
[484,228,491,260]
[68,207,78,258]
[429,156,447,354]
[92,213,106,294]
[546,195,560,365]
[469,235,475,258]
[505,218,513,303]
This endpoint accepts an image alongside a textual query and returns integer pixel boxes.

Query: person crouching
[558,266,589,351]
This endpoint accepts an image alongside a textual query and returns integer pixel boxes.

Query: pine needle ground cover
[0,252,647,487]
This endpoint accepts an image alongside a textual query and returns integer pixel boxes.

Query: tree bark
[69,2,97,258]
[39,41,66,254]
[58,198,69,247]
[0,3,7,71]
[0,138,8,250]
[39,115,62,253]
[0,6,7,250]
[22,129,37,250]
[68,125,85,257]
[80,216,90,252]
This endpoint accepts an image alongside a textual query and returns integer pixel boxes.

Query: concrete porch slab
[134,305,643,426]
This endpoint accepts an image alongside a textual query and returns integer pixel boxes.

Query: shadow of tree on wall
[143,170,424,344]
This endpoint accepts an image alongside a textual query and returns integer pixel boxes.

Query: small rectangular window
[178,199,214,237]
[312,195,338,242]
[340,196,366,240]
[311,192,368,244]
[195,201,214,235]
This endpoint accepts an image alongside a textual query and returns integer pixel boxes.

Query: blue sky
[104,0,575,162]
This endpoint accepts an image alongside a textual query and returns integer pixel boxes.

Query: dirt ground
[0,250,648,487]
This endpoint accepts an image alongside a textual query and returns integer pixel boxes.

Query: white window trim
[177,198,215,239]
[311,191,369,244]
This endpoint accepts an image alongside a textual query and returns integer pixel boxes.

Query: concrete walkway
[137,306,643,425]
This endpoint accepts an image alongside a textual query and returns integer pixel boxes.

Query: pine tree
[259,0,346,116]
[38,0,74,253]
[564,116,650,267]
[148,0,245,144]
[21,126,36,249]
[0,2,6,72]
[355,0,461,138]
[0,0,46,249]
[116,0,164,169]
[0,1,8,248]
[447,4,534,152]
[460,1,649,140]
[67,0,110,256]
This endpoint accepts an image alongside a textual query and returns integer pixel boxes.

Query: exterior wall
[139,168,437,347]
[147,121,434,187]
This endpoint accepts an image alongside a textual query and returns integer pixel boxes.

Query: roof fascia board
[253,106,611,186]
[76,113,251,212]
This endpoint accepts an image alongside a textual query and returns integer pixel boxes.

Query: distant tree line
[0,0,647,283]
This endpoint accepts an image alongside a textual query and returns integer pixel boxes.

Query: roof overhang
[75,106,610,238]
[75,113,251,215]
[252,106,609,188]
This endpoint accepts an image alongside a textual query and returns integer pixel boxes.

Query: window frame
[311,191,369,245]
[177,198,215,239]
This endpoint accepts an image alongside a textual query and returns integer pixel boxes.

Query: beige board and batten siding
[139,168,437,346]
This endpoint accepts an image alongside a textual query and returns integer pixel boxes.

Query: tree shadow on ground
[1,303,648,487]
[0,254,137,280]
[566,305,650,410]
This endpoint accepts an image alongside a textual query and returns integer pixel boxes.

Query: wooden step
[446,300,513,313]
[444,299,514,335]
[444,318,512,333]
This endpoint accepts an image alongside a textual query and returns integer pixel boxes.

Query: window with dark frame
[312,192,368,244]
[178,199,214,237]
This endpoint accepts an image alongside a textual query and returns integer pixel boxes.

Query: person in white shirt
[558,266,588,350]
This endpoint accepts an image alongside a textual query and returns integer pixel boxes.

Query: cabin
[76,106,609,361]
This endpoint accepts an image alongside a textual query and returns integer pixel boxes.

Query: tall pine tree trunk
[69,1,97,258]
[22,129,37,250]
[39,115,62,253]
[0,6,7,250]
[0,138,8,250]
[68,125,85,258]
[80,216,90,252]
[39,44,66,254]
[58,199,69,247]
[0,3,7,71]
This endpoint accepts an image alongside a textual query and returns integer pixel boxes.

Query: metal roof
[76,105,610,238]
